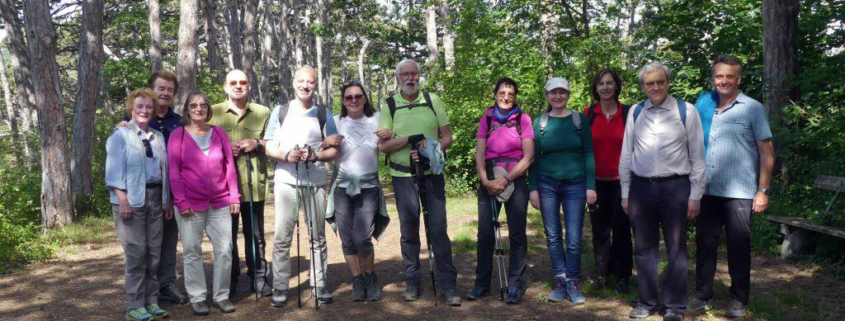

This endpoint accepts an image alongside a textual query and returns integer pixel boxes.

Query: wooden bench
[767,175,845,259]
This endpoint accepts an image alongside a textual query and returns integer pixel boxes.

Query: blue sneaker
[505,286,522,304]
[565,279,586,304]
[465,285,490,300]
[548,277,567,302]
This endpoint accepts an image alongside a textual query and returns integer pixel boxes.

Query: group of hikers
[105,54,774,321]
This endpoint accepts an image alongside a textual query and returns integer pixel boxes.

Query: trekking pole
[304,145,319,311]
[490,196,509,301]
[412,144,437,304]
[245,152,260,301]
[292,145,303,308]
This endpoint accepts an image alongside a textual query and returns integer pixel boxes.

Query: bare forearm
[317,146,340,162]
[475,142,489,182]
[758,140,774,189]
[378,136,409,153]
[265,141,286,161]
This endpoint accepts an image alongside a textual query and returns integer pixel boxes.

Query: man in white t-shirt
[265,66,339,307]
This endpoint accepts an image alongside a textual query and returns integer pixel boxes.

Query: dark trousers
[333,187,379,256]
[695,195,753,304]
[231,200,269,288]
[393,175,458,290]
[474,176,528,290]
[591,179,633,280]
[157,213,178,288]
[629,175,690,314]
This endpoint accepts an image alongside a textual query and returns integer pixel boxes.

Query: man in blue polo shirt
[689,55,775,318]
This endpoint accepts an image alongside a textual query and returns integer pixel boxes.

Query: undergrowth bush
[0,167,52,273]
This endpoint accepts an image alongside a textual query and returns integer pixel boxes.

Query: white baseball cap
[545,78,570,92]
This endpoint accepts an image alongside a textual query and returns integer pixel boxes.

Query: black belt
[632,174,687,183]
[146,182,163,188]
[389,160,430,174]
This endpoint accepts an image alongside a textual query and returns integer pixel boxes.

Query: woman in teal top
[528,77,596,304]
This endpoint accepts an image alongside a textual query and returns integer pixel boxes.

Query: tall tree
[314,0,331,106]
[439,0,455,70]
[276,0,293,104]
[23,0,75,229]
[242,0,259,97]
[426,4,438,64]
[71,0,105,198]
[148,0,162,72]
[358,38,370,83]
[258,0,275,106]
[1,0,36,166]
[177,0,200,111]
[763,0,799,178]
[539,0,559,73]
[0,45,22,165]
[225,0,243,69]
[201,0,224,83]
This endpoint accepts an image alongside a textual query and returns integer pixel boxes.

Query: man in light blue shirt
[690,55,775,318]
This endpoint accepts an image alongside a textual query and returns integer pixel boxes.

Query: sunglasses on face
[188,102,209,109]
[142,139,153,158]
[228,80,249,86]
[344,94,365,102]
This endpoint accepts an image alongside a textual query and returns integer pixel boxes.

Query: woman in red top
[584,68,633,293]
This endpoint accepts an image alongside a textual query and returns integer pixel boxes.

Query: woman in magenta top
[168,91,240,315]
[466,77,534,304]
[583,68,633,294]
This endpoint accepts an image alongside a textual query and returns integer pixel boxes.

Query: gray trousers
[113,185,164,310]
[272,183,328,290]
[175,205,233,303]
[333,187,378,256]
[392,175,458,290]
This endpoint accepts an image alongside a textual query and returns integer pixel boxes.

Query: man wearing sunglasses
[208,69,272,297]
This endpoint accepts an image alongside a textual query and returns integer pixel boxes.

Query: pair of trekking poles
[291,144,320,310]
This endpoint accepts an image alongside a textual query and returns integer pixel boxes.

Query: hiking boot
[687,297,711,312]
[594,275,608,289]
[565,279,586,304]
[615,278,630,294]
[465,285,490,300]
[159,284,188,304]
[252,279,272,296]
[312,286,334,304]
[725,299,747,318]
[663,312,684,321]
[213,300,235,313]
[629,306,658,319]
[190,302,210,316]
[364,272,382,301]
[144,304,168,318]
[548,277,567,302]
[403,283,421,301]
[270,289,288,307]
[505,286,522,304]
[441,288,462,306]
[126,307,154,321]
[351,274,367,301]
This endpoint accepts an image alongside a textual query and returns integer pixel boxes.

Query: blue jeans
[537,176,586,279]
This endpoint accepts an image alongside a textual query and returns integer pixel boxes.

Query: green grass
[43,215,115,248]
[453,230,476,254]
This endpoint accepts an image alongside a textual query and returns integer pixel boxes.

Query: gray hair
[394,59,420,79]
[638,61,671,85]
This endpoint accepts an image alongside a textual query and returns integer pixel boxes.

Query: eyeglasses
[188,102,209,109]
[228,80,249,86]
[142,139,153,158]
[497,92,516,98]
[399,71,419,79]
[344,94,365,102]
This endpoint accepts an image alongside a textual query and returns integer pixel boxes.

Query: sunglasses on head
[142,139,153,158]
[228,80,249,86]
[343,94,365,102]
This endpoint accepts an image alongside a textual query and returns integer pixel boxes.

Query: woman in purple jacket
[168,91,241,316]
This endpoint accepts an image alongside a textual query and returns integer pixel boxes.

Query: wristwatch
[758,188,769,195]
[255,138,263,151]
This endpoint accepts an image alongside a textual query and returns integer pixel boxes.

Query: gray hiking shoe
[441,288,462,307]
[725,299,747,318]
[190,302,209,316]
[687,297,711,311]
[270,289,288,308]
[351,275,367,301]
[213,299,235,313]
[403,283,421,301]
[312,286,334,304]
[365,272,382,301]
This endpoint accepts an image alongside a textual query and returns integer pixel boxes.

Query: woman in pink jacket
[168,91,241,316]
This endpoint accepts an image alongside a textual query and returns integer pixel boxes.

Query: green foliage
[0,167,52,273]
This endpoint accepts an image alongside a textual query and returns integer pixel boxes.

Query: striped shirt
[699,93,772,199]
[209,102,271,202]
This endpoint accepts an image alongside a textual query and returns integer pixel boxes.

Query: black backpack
[386,91,436,120]
[275,102,328,139]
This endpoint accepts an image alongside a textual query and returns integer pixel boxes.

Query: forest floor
[1,196,844,321]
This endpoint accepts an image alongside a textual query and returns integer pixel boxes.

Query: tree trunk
[201,0,223,83]
[276,0,293,105]
[23,0,75,229]
[177,0,200,111]
[762,0,799,179]
[358,38,370,84]
[226,0,243,69]
[426,4,439,64]
[539,0,559,73]
[1,0,37,167]
[71,0,104,199]
[148,0,162,72]
[439,0,455,70]
[581,0,590,37]
[314,0,330,107]
[0,45,22,166]
[242,0,259,99]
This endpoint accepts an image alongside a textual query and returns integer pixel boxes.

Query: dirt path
[1,200,843,321]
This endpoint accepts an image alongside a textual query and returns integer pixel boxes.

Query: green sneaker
[145,304,168,318]
[126,307,154,321]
